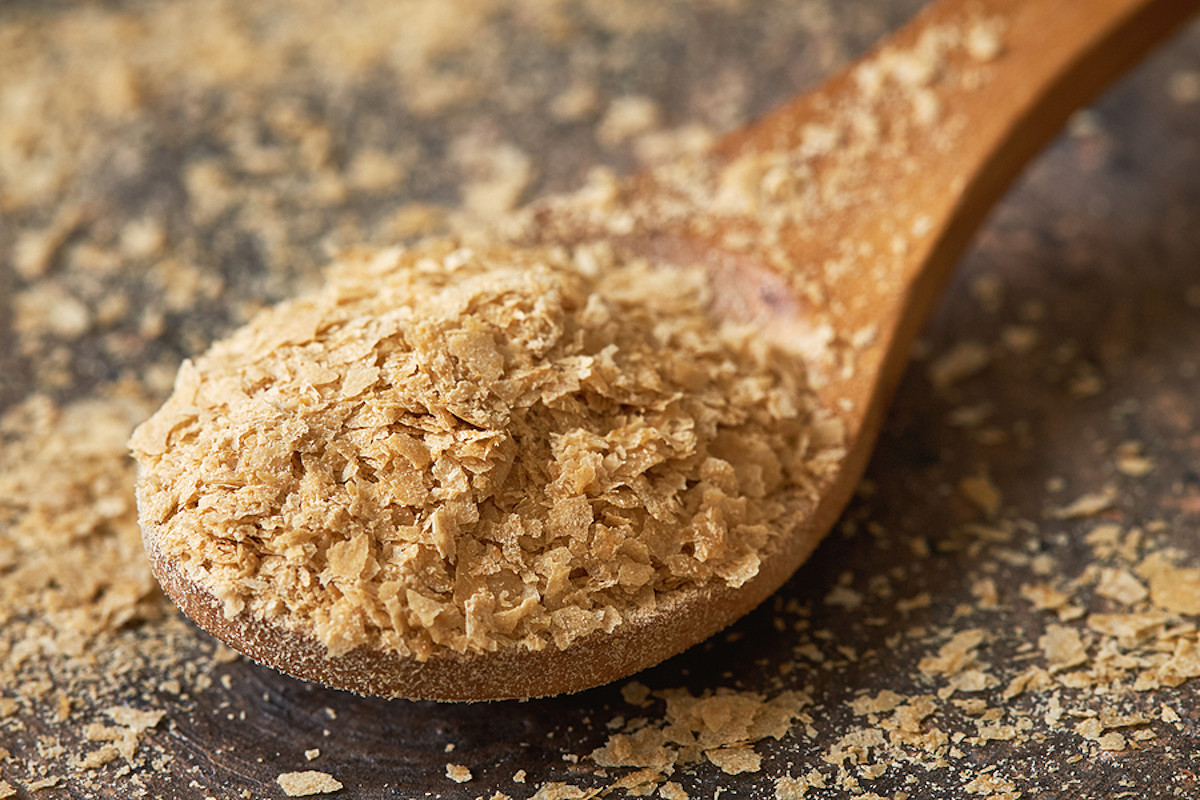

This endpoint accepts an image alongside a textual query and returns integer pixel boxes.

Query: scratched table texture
[2,1,1200,798]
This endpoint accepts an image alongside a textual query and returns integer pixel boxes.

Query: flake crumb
[529,782,587,800]
[1094,568,1148,605]
[659,781,688,800]
[276,770,343,796]
[959,475,1001,517]
[445,764,472,783]
[1039,625,1087,672]
[1137,553,1200,615]
[928,341,990,388]
[1049,488,1116,519]
[706,746,761,775]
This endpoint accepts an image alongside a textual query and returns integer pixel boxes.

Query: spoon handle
[704,0,1198,446]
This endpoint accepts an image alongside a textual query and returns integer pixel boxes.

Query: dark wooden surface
[3,1,1200,798]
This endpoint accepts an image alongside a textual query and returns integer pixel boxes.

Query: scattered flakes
[774,775,809,800]
[12,207,87,280]
[706,746,761,775]
[970,577,999,609]
[928,341,990,389]
[963,773,1016,794]
[550,83,601,121]
[825,727,885,766]
[445,764,472,783]
[1094,568,1148,605]
[1157,639,1200,687]
[960,475,1002,517]
[1067,363,1104,398]
[131,244,840,660]
[896,592,932,612]
[1085,523,1124,560]
[106,706,165,732]
[304,749,320,761]
[1049,487,1116,519]
[1002,324,1038,354]
[969,274,1004,312]
[27,777,63,792]
[948,402,993,427]
[1137,553,1200,615]
[529,782,588,800]
[593,687,806,774]
[452,137,534,218]
[1114,441,1154,477]
[919,629,987,677]
[825,584,864,609]
[944,668,996,698]
[849,690,905,716]
[1038,625,1087,672]
[974,721,1017,742]
[1087,612,1166,648]
[276,770,343,797]
[659,781,688,800]
[1003,667,1051,700]
[622,681,653,708]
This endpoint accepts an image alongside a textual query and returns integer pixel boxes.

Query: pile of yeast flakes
[130,241,842,659]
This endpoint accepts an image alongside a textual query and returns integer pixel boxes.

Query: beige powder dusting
[130,241,839,660]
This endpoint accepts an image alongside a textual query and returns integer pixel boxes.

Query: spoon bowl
[140,0,1199,700]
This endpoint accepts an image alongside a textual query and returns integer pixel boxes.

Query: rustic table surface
[2,1,1200,798]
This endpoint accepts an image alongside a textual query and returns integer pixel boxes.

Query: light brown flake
[928,341,990,389]
[1049,488,1116,520]
[445,764,472,783]
[1137,552,1200,615]
[529,783,588,800]
[276,770,343,796]
[959,476,1002,518]
[963,773,1016,794]
[1038,625,1087,672]
[706,746,761,775]
[659,782,688,800]
[1094,568,1148,605]
[1086,612,1166,647]
[849,689,905,716]
[919,629,987,677]
[1020,583,1071,612]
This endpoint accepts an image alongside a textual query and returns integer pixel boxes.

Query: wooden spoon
[147,0,1199,700]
